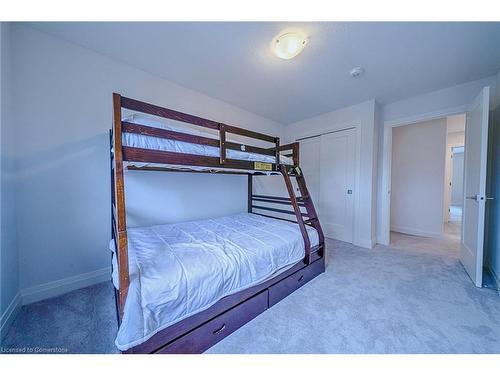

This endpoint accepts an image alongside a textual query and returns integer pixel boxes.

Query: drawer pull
[298,275,304,282]
[213,323,226,335]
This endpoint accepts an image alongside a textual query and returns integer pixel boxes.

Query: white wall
[0,22,20,338]
[486,69,500,287]
[390,118,447,237]
[0,21,4,327]
[125,171,247,227]
[382,76,497,125]
[377,75,498,243]
[9,24,286,301]
[286,100,378,248]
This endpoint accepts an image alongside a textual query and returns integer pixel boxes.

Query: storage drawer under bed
[132,257,324,354]
[156,290,268,353]
[268,258,324,307]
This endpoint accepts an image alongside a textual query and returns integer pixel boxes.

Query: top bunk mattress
[111,212,319,351]
[122,114,294,170]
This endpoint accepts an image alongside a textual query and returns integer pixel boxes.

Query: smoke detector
[350,67,364,77]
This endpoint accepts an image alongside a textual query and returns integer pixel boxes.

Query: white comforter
[112,213,319,350]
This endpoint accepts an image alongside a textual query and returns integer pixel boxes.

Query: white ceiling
[27,22,500,124]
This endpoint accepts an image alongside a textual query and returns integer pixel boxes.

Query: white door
[319,129,356,242]
[461,87,490,287]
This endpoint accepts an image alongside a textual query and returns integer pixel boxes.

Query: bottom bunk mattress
[111,212,319,351]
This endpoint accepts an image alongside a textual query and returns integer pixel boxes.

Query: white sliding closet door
[318,129,356,242]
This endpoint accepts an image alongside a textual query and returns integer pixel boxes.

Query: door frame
[379,105,469,246]
[295,123,362,247]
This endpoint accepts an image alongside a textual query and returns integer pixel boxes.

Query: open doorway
[447,146,465,237]
[444,114,466,240]
[389,114,465,248]
[381,87,492,288]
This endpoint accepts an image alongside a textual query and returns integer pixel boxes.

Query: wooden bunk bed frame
[110,93,325,354]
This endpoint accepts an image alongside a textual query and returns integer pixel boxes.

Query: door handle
[466,195,495,202]
[213,323,226,335]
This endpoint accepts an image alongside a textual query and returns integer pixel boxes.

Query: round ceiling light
[270,32,308,60]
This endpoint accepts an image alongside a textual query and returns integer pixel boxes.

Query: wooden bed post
[219,124,226,165]
[292,142,299,167]
[248,174,253,213]
[112,93,130,318]
[274,137,280,170]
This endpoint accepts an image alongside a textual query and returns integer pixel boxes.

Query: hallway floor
[445,205,463,240]
[2,236,500,354]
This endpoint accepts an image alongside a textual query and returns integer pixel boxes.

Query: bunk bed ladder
[280,165,325,264]
[294,168,325,258]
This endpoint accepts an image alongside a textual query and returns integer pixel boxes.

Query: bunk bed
[110,93,326,354]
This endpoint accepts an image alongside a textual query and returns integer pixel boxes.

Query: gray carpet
[1,281,119,354]
[2,236,500,354]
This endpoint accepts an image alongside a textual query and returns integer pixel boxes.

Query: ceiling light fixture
[270,31,308,60]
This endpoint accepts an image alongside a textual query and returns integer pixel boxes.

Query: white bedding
[111,212,318,351]
[122,114,293,168]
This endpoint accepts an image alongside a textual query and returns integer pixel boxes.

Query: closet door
[319,129,356,242]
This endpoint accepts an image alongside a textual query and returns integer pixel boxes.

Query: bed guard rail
[114,93,299,173]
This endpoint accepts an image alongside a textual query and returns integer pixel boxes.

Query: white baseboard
[390,226,443,239]
[353,237,374,249]
[0,292,22,341]
[325,235,374,249]
[21,267,111,305]
[376,232,390,246]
